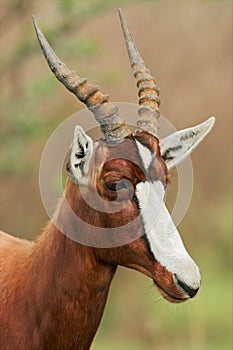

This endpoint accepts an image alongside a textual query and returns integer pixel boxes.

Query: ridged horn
[32,16,131,142]
[118,8,160,137]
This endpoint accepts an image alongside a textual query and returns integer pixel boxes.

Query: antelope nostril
[174,275,199,298]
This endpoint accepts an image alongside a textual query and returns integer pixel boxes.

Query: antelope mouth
[154,282,188,303]
[153,274,200,303]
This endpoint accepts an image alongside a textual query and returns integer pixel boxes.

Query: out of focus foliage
[0,1,232,349]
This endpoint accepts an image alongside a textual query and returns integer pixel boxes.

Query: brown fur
[0,135,185,350]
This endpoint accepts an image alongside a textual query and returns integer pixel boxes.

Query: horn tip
[32,15,36,25]
[32,15,39,34]
[118,8,125,21]
[118,7,125,24]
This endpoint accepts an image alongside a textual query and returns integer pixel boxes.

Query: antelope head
[33,9,214,303]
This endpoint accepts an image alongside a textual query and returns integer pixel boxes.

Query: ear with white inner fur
[160,117,215,170]
[68,126,93,183]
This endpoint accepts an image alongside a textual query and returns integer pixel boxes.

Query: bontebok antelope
[0,9,215,350]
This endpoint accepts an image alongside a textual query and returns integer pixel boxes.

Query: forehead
[135,132,168,184]
[93,133,168,185]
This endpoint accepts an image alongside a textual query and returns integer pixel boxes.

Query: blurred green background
[0,1,232,349]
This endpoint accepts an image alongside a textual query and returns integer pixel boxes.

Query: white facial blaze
[135,140,153,169]
[136,181,201,290]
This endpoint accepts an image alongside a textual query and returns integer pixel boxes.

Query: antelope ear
[67,126,93,184]
[160,117,215,170]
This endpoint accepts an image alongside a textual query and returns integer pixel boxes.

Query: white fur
[70,126,93,181]
[135,140,152,170]
[136,181,201,290]
[160,117,215,170]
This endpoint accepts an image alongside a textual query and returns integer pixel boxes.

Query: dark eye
[106,179,131,192]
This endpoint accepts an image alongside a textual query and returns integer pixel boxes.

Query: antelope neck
[28,223,116,350]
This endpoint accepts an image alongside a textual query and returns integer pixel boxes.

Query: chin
[153,281,189,304]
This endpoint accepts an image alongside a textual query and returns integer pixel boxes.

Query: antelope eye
[106,179,132,192]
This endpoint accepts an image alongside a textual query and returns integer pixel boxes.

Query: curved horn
[32,16,131,142]
[118,9,160,136]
